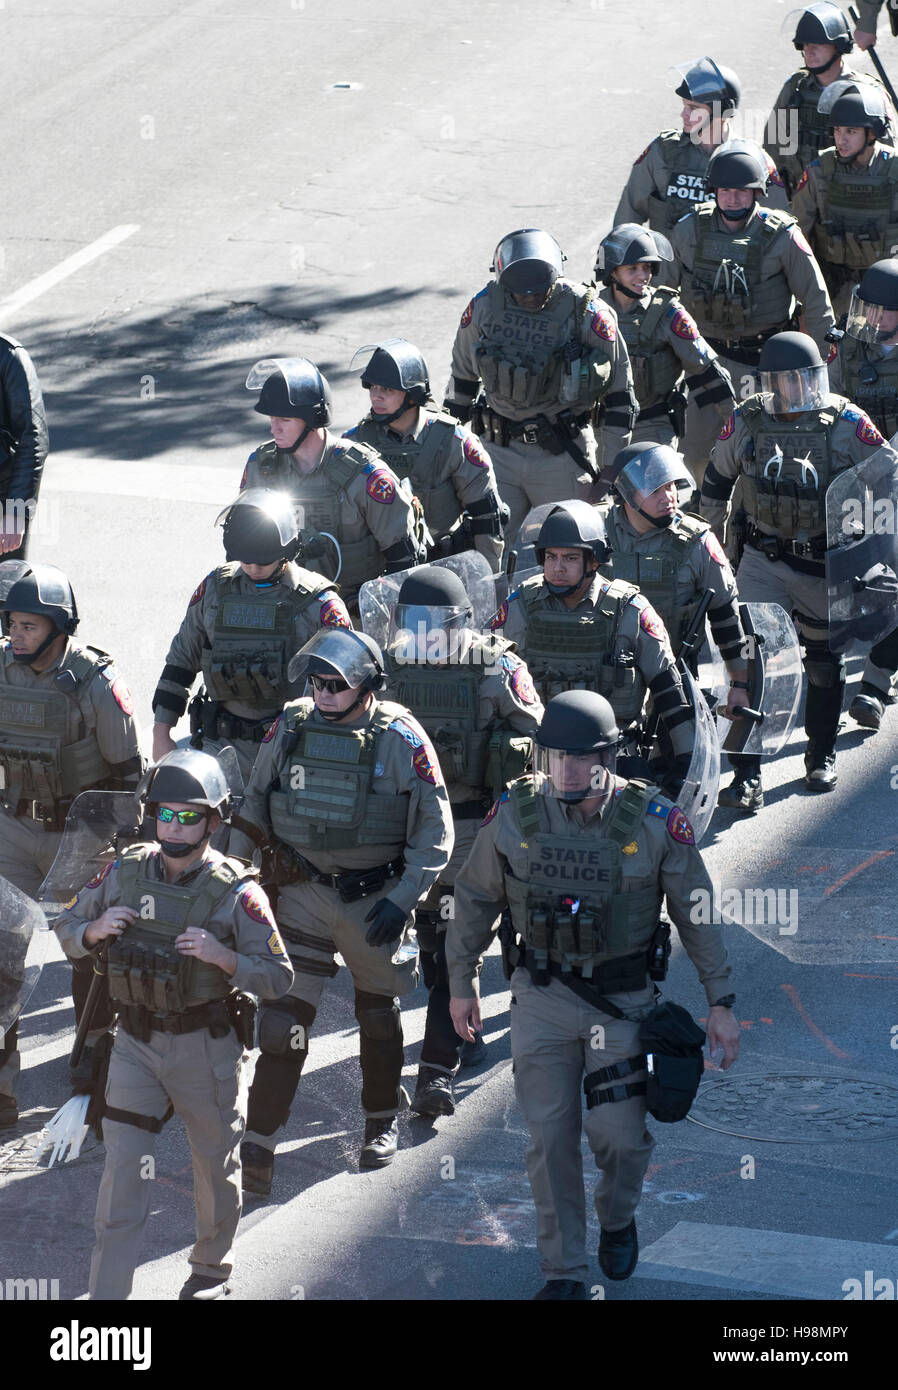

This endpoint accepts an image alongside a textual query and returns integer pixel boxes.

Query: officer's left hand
[707,1006,741,1070]
[175,928,235,975]
[364,898,408,948]
[722,685,752,721]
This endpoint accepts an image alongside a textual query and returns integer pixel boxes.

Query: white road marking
[0,225,140,321]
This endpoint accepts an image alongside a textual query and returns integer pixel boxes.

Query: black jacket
[0,332,48,505]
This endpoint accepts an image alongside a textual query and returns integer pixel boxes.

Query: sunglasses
[309,674,349,694]
[156,807,207,826]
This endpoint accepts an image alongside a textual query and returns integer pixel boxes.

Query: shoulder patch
[510,663,538,706]
[717,412,735,441]
[766,158,785,189]
[795,168,809,194]
[262,714,281,744]
[841,405,860,422]
[462,433,490,468]
[481,791,509,825]
[702,530,728,566]
[460,289,486,328]
[638,600,665,641]
[237,881,278,934]
[489,598,509,630]
[318,593,351,628]
[239,463,248,491]
[105,669,135,715]
[389,717,439,783]
[669,306,699,341]
[634,143,651,165]
[343,424,358,438]
[789,224,813,256]
[364,466,396,504]
[856,412,885,446]
[826,341,838,365]
[667,806,695,845]
[591,306,617,341]
[189,575,210,607]
[85,860,114,890]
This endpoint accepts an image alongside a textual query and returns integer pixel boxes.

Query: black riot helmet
[791,4,853,61]
[533,691,620,803]
[246,357,332,452]
[287,627,385,719]
[847,260,898,343]
[0,561,79,663]
[351,338,431,425]
[612,443,697,529]
[758,331,829,414]
[595,224,674,293]
[390,565,474,663]
[492,229,565,298]
[535,502,610,597]
[673,58,741,117]
[138,749,233,823]
[706,139,769,193]
[214,488,301,566]
[819,79,889,139]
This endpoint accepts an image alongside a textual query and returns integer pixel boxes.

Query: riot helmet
[246,357,332,452]
[758,332,829,414]
[789,4,853,69]
[596,225,673,296]
[214,488,301,566]
[612,443,696,529]
[535,502,610,597]
[389,565,474,664]
[351,338,431,425]
[707,139,769,193]
[0,561,79,664]
[139,749,233,823]
[819,78,888,140]
[492,229,565,299]
[673,58,741,117]
[288,627,385,719]
[846,260,898,344]
[533,691,620,803]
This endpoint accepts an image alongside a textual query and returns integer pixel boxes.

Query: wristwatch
[711,994,735,1009]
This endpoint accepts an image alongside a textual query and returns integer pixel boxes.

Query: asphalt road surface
[1,0,897,1342]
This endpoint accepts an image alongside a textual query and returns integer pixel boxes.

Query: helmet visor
[759,363,829,414]
[388,603,471,663]
[845,287,898,345]
[597,225,672,273]
[215,489,298,547]
[245,357,317,407]
[614,446,695,506]
[287,628,378,687]
[671,56,730,104]
[533,745,617,802]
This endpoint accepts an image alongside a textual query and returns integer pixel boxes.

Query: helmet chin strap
[14,626,62,665]
[717,199,753,224]
[837,132,875,164]
[160,816,211,859]
[371,394,416,427]
[544,553,592,599]
[806,53,841,77]
[638,507,675,530]
[318,688,370,722]
[287,423,314,454]
[611,274,650,301]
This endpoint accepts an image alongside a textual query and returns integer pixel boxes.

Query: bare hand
[722,684,752,721]
[175,927,232,971]
[152,724,179,762]
[84,905,138,946]
[0,528,24,555]
[854,27,876,49]
[707,1006,740,1070]
[450,994,482,1042]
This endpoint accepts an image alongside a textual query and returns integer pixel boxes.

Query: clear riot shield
[506,499,586,586]
[38,792,142,919]
[718,603,803,757]
[359,552,497,650]
[0,877,48,1036]
[826,445,898,654]
[676,665,721,844]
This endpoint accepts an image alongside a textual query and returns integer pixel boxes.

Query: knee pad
[354,991,401,1042]
[803,641,845,689]
[258,998,317,1059]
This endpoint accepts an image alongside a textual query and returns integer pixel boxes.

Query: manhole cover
[688,1073,898,1143]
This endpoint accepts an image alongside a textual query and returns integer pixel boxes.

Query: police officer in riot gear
[0,561,143,1128]
[595,225,735,449]
[444,230,636,539]
[447,690,740,1299]
[600,443,752,716]
[701,331,890,805]
[489,503,696,799]
[792,80,898,313]
[229,628,453,1190]
[831,260,898,727]
[240,357,424,612]
[152,487,351,785]
[380,565,542,1116]
[766,4,897,197]
[54,749,293,1299]
[668,139,836,484]
[346,339,507,569]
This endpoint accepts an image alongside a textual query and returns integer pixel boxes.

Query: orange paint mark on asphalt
[760,1017,773,1023]
[646,1157,698,1179]
[780,983,850,1058]
[824,850,894,897]
[844,973,898,981]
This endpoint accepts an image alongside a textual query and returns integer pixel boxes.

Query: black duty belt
[636,400,672,420]
[705,328,778,366]
[214,709,277,743]
[492,410,590,443]
[118,998,232,1038]
[451,799,488,821]
[523,948,649,999]
[746,524,826,567]
[309,856,405,897]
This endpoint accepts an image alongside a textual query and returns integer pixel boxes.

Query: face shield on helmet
[214,488,300,565]
[817,78,888,138]
[387,601,473,664]
[759,364,830,414]
[613,444,696,510]
[533,744,617,803]
[533,692,619,802]
[492,229,565,300]
[846,271,898,345]
[672,58,741,117]
[245,357,332,431]
[286,627,384,690]
[785,4,853,59]
[596,225,673,291]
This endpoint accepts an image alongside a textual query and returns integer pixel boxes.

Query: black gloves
[364,897,408,948]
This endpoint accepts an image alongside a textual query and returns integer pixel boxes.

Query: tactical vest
[474,281,611,415]
[602,512,708,651]
[106,846,243,1013]
[813,147,898,268]
[0,645,118,809]
[778,70,894,193]
[616,286,683,404]
[504,777,662,976]
[253,439,386,588]
[267,702,410,854]
[838,337,898,437]
[518,576,646,720]
[644,129,711,232]
[739,395,847,539]
[682,205,794,335]
[352,411,461,539]
[200,563,324,707]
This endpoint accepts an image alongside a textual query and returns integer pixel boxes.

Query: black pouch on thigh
[639,1001,706,1123]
